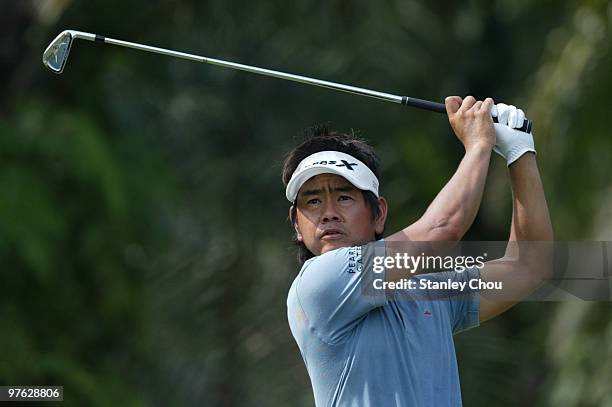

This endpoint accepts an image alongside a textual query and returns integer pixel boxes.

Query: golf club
[43,30,532,132]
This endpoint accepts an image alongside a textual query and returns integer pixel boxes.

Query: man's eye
[307,198,321,205]
[339,195,353,201]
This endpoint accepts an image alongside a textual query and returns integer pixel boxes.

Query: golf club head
[42,31,73,74]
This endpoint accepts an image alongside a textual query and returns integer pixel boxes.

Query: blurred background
[1,0,611,405]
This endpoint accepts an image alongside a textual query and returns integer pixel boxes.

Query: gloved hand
[491,103,536,166]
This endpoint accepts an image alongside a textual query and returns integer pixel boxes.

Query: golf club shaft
[98,35,418,106]
[77,32,531,131]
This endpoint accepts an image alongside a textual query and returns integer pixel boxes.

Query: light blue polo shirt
[287,243,480,407]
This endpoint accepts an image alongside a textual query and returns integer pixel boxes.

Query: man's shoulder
[298,239,386,276]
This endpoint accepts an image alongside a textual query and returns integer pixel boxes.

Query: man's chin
[320,240,350,254]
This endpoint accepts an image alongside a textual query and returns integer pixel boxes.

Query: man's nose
[321,200,341,222]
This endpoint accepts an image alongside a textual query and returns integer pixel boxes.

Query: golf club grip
[401,97,533,133]
[402,97,447,113]
[493,116,533,133]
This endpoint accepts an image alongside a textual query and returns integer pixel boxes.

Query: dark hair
[282,124,384,265]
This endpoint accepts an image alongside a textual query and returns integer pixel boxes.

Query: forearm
[508,153,553,242]
[388,96,494,248]
[505,153,553,267]
[421,143,492,240]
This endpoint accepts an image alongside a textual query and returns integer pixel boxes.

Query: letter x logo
[337,160,357,171]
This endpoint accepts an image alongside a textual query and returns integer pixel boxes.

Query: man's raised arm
[388,96,495,244]
[479,116,554,322]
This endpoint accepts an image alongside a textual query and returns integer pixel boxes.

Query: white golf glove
[491,103,536,166]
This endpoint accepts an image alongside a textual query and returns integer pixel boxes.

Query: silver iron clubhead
[42,30,73,74]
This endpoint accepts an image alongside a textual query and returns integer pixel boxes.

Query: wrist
[508,151,537,168]
[464,140,494,153]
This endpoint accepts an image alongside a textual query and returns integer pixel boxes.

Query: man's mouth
[320,229,345,240]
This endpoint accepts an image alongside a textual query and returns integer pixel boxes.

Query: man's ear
[289,206,303,242]
[375,197,388,236]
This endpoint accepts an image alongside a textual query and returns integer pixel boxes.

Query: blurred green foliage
[1,0,611,406]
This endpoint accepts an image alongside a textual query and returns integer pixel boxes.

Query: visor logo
[307,159,358,171]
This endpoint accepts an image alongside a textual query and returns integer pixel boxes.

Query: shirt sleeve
[295,243,388,344]
[444,268,481,334]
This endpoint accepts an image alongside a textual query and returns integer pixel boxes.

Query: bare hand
[445,96,496,151]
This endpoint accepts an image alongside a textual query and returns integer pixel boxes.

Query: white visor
[285,150,380,202]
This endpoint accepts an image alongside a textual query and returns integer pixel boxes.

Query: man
[282,96,553,406]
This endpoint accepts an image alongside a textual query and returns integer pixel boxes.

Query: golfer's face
[295,174,377,255]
